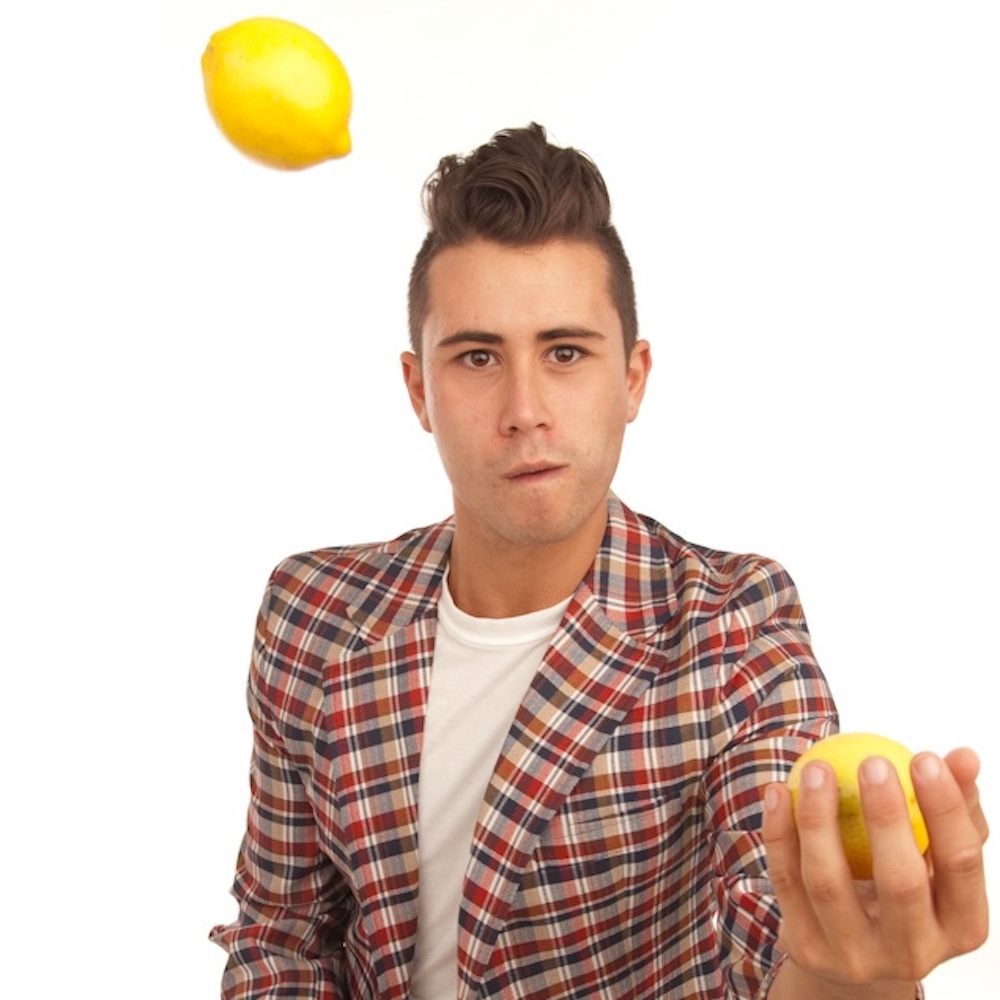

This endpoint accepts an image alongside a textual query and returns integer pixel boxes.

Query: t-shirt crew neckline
[438,574,572,646]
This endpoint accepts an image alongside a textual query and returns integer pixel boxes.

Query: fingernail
[803,762,826,790]
[862,756,891,785]
[913,752,942,782]
[764,785,780,812]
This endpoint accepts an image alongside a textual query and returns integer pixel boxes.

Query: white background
[3,1,996,995]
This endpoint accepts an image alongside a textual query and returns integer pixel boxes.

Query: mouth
[505,462,565,481]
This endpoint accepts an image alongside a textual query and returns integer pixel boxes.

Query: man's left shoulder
[618,500,803,622]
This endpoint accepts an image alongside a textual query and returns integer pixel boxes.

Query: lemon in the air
[201,17,352,169]
[788,731,930,880]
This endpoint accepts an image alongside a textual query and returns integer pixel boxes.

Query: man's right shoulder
[257,517,454,647]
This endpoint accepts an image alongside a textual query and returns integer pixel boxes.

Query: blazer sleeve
[702,558,839,998]
[209,577,352,1000]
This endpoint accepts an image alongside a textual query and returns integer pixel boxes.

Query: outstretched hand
[762,747,989,999]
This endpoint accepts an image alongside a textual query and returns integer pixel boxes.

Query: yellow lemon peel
[788,731,930,880]
[201,17,352,170]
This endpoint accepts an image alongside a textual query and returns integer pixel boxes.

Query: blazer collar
[340,493,677,646]
[339,517,453,646]
[584,493,677,641]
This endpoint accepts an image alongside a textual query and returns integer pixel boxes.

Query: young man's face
[402,237,651,560]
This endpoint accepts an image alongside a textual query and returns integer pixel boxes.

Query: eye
[459,349,496,368]
[549,344,585,364]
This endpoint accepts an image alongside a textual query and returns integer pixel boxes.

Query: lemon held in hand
[201,17,352,170]
[788,731,930,880]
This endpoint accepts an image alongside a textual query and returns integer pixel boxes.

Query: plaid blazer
[211,496,837,999]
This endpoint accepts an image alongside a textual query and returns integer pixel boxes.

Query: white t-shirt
[409,581,569,1000]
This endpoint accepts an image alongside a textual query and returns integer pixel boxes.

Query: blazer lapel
[332,619,431,995]
[325,521,452,997]
[456,496,677,995]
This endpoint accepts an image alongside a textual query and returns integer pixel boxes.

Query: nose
[498,363,552,435]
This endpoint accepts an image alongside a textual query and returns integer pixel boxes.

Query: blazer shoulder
[635,509,803,628]
[263,518,453,633]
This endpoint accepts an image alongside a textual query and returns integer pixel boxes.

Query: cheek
[580,407,630,471]
[424,399,481,467]
[580,391,630,437]
[427,380,493,438]
[418,376,445,433]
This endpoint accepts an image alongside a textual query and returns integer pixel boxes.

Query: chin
[496,508,602,551]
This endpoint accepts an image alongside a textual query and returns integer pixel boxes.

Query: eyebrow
[435,327,608,350]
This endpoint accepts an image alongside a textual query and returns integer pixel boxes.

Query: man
[211,124,988,998]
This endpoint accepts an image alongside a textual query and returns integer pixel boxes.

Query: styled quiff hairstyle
[407,123,637,356]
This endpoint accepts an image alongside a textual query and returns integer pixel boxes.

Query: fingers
[858,756,937,976]
[943,747,989,843]
[762,744,990,988]
[761,781,818,951]
[944,746,980,786]
[762,764,868,974]
[859,755,933,885]
[911,751,990,954]
[792,762,872,962]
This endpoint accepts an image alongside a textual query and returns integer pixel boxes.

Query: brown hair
[407,123,637,356]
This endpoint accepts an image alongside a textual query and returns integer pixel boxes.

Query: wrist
[769,956,918,1000]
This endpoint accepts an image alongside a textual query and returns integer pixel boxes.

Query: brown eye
[462,349,494,368]
[551,345,582,363]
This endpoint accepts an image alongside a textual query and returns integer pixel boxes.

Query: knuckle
[938,842,984,878]
[879,872,927,908]
[793,811,824,834]
[861,796,901,830]
[801,870,843,905]
[893,946,935,983]
[790,939,841,981]
[768,867,799,897]
[838,952,878,985]
[786,936,820,968]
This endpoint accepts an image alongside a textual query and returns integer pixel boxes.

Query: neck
[446,509,607,619]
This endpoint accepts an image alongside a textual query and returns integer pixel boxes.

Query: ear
[625,339,652,423]
[401,351,433,433]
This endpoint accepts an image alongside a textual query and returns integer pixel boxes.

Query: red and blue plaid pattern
[211,496,838,998]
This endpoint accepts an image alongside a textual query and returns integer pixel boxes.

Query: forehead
[423,238,622,344]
